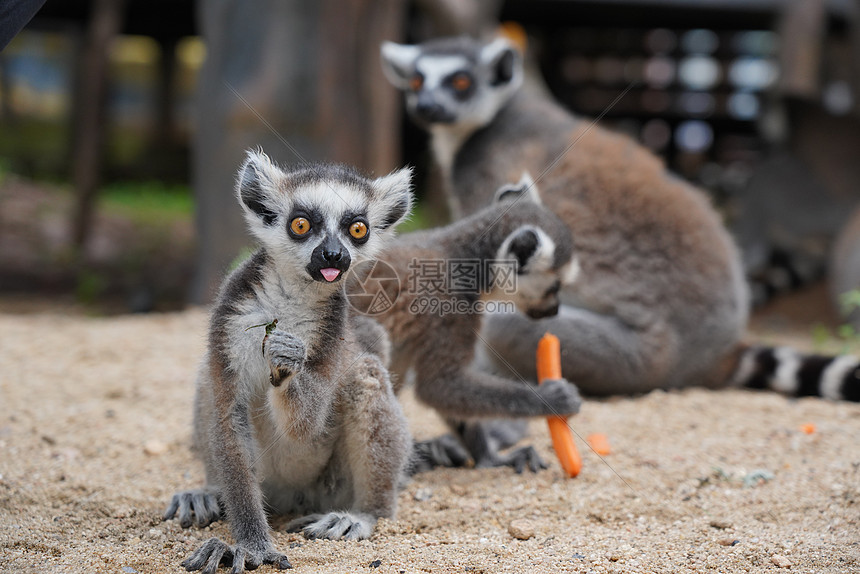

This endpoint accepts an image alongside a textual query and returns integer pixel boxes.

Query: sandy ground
[1,302,859,574]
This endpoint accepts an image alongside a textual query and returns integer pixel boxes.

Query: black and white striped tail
[731,346,860,401]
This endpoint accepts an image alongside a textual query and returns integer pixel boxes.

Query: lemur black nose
[416,101,444,119]
[322,249,342,263]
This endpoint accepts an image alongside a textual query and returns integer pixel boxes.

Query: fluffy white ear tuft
[561,255,581,285]
[236,149,283,226]
[380,42,421,90]
[372,166,414,231]
[493,171,541,205]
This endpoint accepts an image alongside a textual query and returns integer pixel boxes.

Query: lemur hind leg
[287,356,411,541]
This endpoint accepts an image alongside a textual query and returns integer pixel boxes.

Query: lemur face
[489,172,579,319]
[237,150,413,284]
[381,37,522,131]
[492,227,579,319]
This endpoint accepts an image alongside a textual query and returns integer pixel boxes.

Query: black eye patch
[287,207,323,239]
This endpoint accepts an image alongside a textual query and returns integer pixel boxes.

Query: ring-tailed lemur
[381,36,860,403]
[352,173,582,473]
[163,150,414,571]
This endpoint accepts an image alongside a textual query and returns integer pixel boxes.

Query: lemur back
[164,151,414,571]
[353,176,583,471]
[382,36,860,402]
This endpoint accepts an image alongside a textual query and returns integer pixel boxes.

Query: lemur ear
[371,166,414,230]
[236,149,282,226]
[494,171,541,205]
[498,225,556,273]
[481,37,518,86]
[505,227,540,271]
[380,42,421,90]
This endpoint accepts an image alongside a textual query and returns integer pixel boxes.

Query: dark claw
[271,553,293,570]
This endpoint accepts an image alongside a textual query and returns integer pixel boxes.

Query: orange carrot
[586,433,612,456]
[536,333,582,477]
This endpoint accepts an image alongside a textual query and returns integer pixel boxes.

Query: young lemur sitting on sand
[163,150,414,572]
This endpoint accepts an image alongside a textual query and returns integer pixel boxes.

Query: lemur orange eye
[409,74,423,91]
[290,217,311,236]
[451,73,471,91]
[349,221,368,240]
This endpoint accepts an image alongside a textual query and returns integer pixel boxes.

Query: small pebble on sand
[508,519,535,540]
[143,440,167,456]
[771,554,792,568]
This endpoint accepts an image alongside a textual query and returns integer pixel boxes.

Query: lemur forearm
[414,367,547,418]
[211,393,272,551]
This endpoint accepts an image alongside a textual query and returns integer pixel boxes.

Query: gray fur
[382,35,860,404]
[357,179,582,471]
[164,151,414,571]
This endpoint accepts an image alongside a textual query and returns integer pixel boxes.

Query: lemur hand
[537,378,582,416]
[264,329,306,386]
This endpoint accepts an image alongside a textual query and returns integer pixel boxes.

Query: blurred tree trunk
[70,0,125,249]
[776,0,825,100]
[191,0,405,304]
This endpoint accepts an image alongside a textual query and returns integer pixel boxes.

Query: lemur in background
[353,173,582,472]
[381,36,860,403]
[163,151,413,572]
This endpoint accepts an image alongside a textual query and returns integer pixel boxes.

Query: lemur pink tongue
[321,268,341,282]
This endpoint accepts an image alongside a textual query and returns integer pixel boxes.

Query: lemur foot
[408,434,472,474]
[475,445,548,474]
[181,537,292,573]
[537,378,582,416]
[286,511,375,541]
[163,488,222,529]
[263,329,306,386]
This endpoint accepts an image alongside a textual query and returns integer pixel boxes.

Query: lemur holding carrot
[353,174,582,473]
[163,151,414,572]
[381,36,860,408]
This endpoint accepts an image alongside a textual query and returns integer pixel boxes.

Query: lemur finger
[163,494,180,521]
[513,456,526,474]
[529,451,549,473]
[182,537,223,571]
[203,493,221,524]
[229,547,247,574]
[177,493,193,528]
[200,541,229,574]
[191,491,209,528]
